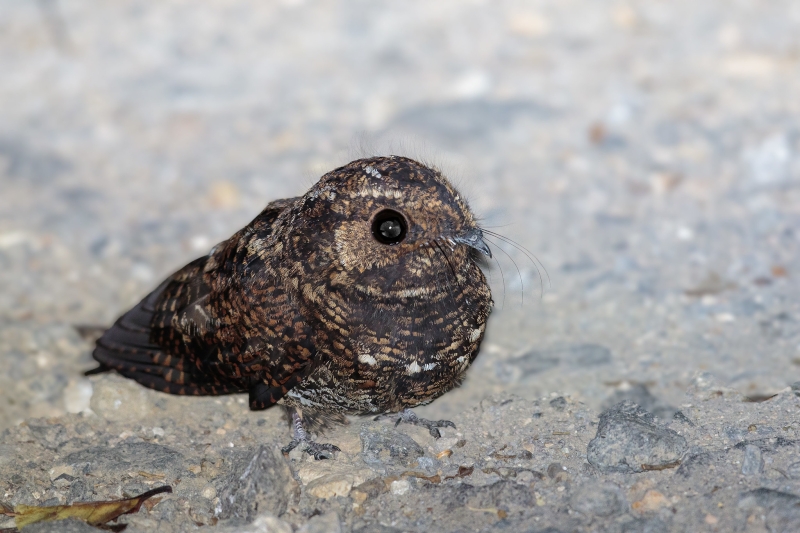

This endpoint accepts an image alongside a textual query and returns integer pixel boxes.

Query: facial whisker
[483,235,525,305]
[490,254,506,311]
[481,229,550,294]
[433,240,460,288]
[431,240,459,306]
[476,223,513,229]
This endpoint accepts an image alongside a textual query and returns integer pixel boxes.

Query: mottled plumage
[91,156,493,457]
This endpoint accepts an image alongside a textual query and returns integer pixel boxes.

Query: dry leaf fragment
[640,460,681,471]
[401,471,441,484]
[136,470,166,480]
[8,485,172,529]
[444,465,474,481]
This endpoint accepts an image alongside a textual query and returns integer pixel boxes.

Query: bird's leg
[375,408,456,438]
[281,409,340,460]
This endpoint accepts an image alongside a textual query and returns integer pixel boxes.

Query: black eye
[371,209,408,245]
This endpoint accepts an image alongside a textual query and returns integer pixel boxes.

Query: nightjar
[90,156,493,458]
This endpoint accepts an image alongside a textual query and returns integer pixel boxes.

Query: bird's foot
[281,438,340,460]
[282,410,340,460]
[375,408,456,439]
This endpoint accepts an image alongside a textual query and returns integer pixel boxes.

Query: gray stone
[739,488,800,533]
[66,479,89,504]
[549,396,567,411]
[360,424,424,469]
[603,384,677,420]
[58,442,184,477]
[735,436,798,452]
[672,411,695,426]
[741,444,764,476]
[27,421,68,451]
[216,445,299,522]
[587,401,687,473]
[415,456,440,475]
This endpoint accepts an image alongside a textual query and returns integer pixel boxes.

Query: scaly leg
[375,408,456,438]
[281,409,340,460]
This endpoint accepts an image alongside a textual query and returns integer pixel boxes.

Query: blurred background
[0,0,798,428]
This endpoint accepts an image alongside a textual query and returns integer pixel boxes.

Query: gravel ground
[1,1,799,531]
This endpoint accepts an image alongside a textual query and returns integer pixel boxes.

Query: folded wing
[91,197,315,409]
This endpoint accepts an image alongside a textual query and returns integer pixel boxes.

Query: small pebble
[741,444,763,476]
[201,485,217,499]
[632,490,669,513]
[390,479,411,496]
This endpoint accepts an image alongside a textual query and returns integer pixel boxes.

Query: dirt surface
[1,1,799,531]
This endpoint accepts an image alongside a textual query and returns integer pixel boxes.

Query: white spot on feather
[406,361,422,374]
[358,353,378,366]
[469,328,483,342]
[423,362,437,371]
[365,165,382,178]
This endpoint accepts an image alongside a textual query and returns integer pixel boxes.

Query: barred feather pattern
[92,156,493,424]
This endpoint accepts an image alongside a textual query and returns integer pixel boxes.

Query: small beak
[453,228,492,258]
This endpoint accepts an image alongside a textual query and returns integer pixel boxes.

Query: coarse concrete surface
[1,1,799,531]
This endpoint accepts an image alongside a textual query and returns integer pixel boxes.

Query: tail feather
[97,334,166,359]
[116,370,239,396]
[91,279,236,396]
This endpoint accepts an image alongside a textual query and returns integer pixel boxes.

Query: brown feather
[92,156,493,424]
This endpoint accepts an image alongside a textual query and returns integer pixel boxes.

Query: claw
[307,443,340,460]
[283,410,340,460]
[376,408,456,439]
[281,439,301,454]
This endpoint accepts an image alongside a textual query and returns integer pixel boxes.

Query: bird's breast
[288,260,492,414]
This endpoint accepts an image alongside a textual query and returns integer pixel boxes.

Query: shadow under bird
[89,156,493,458]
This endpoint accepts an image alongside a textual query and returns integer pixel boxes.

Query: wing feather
[91,197,317,404]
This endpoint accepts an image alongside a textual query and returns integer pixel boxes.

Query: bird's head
[295,156,491,298]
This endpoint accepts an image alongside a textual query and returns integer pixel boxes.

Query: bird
[89,156,493,459]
